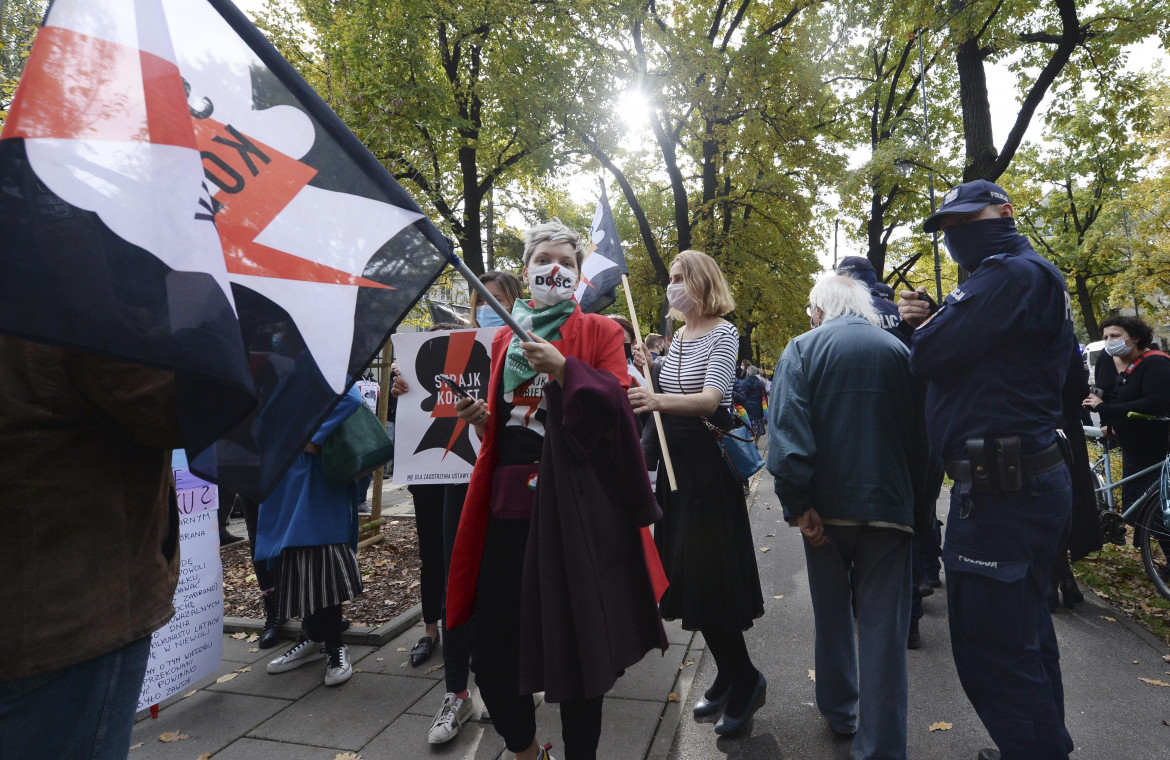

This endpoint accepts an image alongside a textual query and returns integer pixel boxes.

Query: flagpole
[446,251,530,343]
[622,274,678,492]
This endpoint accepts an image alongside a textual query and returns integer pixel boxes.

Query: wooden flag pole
[622,274,678,491]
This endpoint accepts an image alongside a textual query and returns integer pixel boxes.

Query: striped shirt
[659,323,738,406]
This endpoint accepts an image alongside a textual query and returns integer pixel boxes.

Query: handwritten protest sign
[392,328,496,485]
[136,461,223,711]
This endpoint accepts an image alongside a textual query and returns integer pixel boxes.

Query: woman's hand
[456,395,490,439]
[631,342,652,372]
[521,332,567,385]
[1083,394,1102,409]
[627,385,660,414]
[389,362,409,398]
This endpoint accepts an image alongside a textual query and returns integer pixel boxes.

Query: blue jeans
[0,635,151,760]
[803,525,911,760]
[944,467,1073,760]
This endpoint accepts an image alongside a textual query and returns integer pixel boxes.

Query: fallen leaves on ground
[765,533,775,537]
[215,673,238,683]
[248,647,259,653]
[230,632,247,640]
[128,743,144,751]
[679,658,694,671]
[929,721,953,732]
[396,647,408,653]
[1099,616,1117,622]
[1073,538,1170,643]
[773,595,784,600]
[180,690,197,700]
[807,669,815,682]
[376,657,384,662]
[425,663,444,675]
[667,692,680,703]
[1137,677,1169,687]
[246,633,259,643]
[221,520,423,627]
[233,666,253,673]
[158,731,190,742]
[197,754,212,760]
[759,547,770,553]
[334,753,362,760]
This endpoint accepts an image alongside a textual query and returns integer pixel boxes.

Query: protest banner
[357,380,380,412]
[392,328,496,485]
[136,458,224,712]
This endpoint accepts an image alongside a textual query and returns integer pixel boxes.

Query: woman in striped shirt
[629,250,766,737]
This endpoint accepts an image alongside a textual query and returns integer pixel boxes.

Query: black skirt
[654,413,764,632]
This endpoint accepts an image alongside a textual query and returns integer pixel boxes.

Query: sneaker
[324,645,352,686]
[907,619,921,650]
[357,501,371,514]
[537,743,556,760]
[428,692,474,744]
[267,638,326,673]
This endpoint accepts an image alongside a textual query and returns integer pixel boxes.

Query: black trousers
[442,484,472,694]
[472,517,603,758]
[409,484,446,624]
[221,490,280,592]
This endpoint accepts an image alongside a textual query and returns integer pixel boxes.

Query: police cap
[922,179,1011,233]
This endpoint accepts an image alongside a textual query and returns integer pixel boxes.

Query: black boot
[259,594,285,649]
[1060,577,1084,609]
[1048,579,1060,613]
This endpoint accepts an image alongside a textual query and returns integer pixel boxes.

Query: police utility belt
[944,436,1067,493]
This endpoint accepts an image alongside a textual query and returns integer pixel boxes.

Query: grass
[1072,534,1170,644]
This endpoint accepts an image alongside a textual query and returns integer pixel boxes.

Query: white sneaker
[267,638,326,673]
[428,692,474,744]
[324,645,352,686]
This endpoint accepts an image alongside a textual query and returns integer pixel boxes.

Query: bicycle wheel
[1095,471,1127,544]
[1136,500,1170,601]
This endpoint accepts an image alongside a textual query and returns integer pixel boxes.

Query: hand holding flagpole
[622,273,678,491]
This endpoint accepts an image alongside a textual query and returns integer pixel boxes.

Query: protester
[645,333,665,360]
[0,336,184,759]
[1084,315,1170,563]
[471,270,525,329]
[736,366,768,443]
[898,179,1076,760]
[258,385,366,688]
[447,221,666,760]
[768,276,929,759]
[629,250,765,736]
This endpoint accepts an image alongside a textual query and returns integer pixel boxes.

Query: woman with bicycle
[1084,315,1170,564]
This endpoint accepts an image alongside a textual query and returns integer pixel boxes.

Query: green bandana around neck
[502,299,576,393]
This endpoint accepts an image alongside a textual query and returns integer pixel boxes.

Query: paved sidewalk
[134,469,704,760]
[669,479,1170,759]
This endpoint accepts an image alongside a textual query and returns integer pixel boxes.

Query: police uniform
[908,181,1075,760]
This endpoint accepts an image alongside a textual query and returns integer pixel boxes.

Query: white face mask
[667,282,694,313]
[1104,338,1130,357]
[527,262,577,305]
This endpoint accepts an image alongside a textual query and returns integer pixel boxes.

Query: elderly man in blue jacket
[767,275,931,760]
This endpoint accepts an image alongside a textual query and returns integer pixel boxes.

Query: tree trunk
[867,189,888,277]
[955,36,997,183]
[459,146,485,275]
[1075,274,1101,341]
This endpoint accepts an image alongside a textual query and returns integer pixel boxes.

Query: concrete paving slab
[211,737,344,759]
[608,646,688,702]
[134,657,241,722]
[662,619,693,647]
[249,672,432,751]
[207,654,331,701]
[221,633,280,664]
[129,690,291,759]
[360,712,507,759]
[353,622,447,679]
[535,695,664,759]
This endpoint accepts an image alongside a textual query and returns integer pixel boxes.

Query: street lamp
[916,32,944,304]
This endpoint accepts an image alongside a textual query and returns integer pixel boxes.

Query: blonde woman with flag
[446,221,666,760]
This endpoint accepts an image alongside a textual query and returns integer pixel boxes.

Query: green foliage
[0,0,47,127]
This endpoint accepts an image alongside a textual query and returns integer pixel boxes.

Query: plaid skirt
[276,543,363,619]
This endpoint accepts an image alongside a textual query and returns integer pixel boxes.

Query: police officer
[835,256,907,344]
[897,180,1075,760]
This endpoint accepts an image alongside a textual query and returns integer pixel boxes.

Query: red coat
[446,306,664,630]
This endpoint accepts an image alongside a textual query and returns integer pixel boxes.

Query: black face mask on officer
[943,217,1018,273]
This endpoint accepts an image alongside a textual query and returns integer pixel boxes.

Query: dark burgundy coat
[517,357,668,702]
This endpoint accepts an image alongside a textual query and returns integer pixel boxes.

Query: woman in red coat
[446,221,666,760]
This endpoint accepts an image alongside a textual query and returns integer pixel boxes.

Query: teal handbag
[321,403,395,483]
[703,415,765,485]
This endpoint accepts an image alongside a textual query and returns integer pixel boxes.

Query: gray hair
[809,275,880,326]
[747,366,759,376]
[522,219,586,269]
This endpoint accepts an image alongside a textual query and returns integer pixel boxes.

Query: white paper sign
[136,465,224,711]
[392,328,497,484]
[357,380,380,412]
